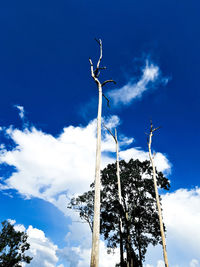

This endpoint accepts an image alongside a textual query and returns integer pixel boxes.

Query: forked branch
[89,39,116,92]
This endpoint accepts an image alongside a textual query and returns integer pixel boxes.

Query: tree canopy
[0,220,32,267]
[69,159,170,266]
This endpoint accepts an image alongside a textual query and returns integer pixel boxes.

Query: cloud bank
[0,114,171,265]
[7,187,200,266]
[0,113,199,266]
[0,115,170,209]
[145,187,200,267]
[65,187,200,267]
[108,60,169,105]
[7,220,61,267]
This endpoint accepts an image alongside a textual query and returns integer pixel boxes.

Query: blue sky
[0,1,200,266]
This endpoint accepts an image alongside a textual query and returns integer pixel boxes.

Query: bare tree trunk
[103,126,124,266]
[90,84,102,267]
[89,39,116,267]
[147,123,169,267]
[115,129,125,266]
[119,220,124,266]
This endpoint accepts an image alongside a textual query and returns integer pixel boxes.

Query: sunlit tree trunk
[103,126,124,266]
[115,129,124,266]
[147,122,169,267]
[89,39,116,267]
[90,84,102,267]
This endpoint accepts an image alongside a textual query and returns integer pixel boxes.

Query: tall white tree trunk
[103,127,125,266]
[89,39,115,267]
[115,129,125,266]
[90,84,102,267]
[115,129,122,206]
[148,126,169,267]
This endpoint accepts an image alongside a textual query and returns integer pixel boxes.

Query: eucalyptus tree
[89,39,116,267]
[103,124,124,266]
[0,220,32,266]
[69,159,170,266]
[147,122,169,267]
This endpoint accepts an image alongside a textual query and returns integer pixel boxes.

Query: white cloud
[58,240,120,267]
[0,116,170,210]
[2,116,200,266]
[190,259,199,267]
[162,188,200,257]
[108,60,168,105]
[14,223,26,232]
[156,261,165,267]
[25,225,59,267]
[0,114,171,266]
[7,219,16,225]
[14,105,25,119]
[7,221,60,267]
[145,261,165,267]
[120,148,171,173]
[145,187,200,267]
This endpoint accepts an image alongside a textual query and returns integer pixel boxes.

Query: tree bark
[90,84,102,267]
[89,39,116,267]
[148,127,169,267]
[115,129,124,266]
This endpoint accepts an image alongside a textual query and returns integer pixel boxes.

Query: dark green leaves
[69,158,170,265]
[0,221,32,267]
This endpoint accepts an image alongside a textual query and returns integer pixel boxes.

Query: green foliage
[0,220,32,267]
[69,159,170,266]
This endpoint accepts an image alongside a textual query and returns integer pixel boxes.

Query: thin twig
[102,122,116,142]
[96,39,102,69]
[102,79,116,87]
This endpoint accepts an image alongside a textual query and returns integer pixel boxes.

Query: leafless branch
[149,120,161,134]
[102,122,116,142]
[99,67,107,70]
[89,57,99,85]
[94,67,106,72]
[94,38,101,46]
[96,39,102,69]
[102,93,110,107]
[102,79,116,87]
[152,126,161,132]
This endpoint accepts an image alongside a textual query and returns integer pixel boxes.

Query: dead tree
[103,124,125,266]
[147,121,169,267]
[89,39,116,267]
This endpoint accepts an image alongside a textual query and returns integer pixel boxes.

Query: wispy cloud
[14,105,25,119]
[108,60,169,106]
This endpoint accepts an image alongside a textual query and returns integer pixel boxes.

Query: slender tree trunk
[148,130,169,267]
[138,246,142,267]
[137,218,143,267]
[119,220,124,266]
[89,39,116,267]
[136,233,142,267]
[90,85,102,267]
[115,129,125,266]
[103,127,125,266]
[125,211,134,267]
